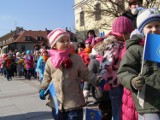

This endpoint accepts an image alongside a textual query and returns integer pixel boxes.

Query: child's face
[143,21,160,37]
[85,43,91,48]
[54,36,70,50]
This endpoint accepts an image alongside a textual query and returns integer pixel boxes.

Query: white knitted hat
[137,8,160,33]
[47,28,70,48]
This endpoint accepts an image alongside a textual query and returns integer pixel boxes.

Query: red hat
[112,16,133,34]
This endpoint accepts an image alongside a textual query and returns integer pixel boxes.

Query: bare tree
[75,0,159,42]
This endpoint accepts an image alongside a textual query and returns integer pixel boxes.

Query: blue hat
[26,50,31,55]
[137,8,160,33]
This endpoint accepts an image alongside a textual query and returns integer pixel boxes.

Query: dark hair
[86,30,96,38]
[34,44,40,50]
[77,42,85,49]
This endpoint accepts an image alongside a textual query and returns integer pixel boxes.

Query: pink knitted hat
[47,28,70,48]
[112,16,134,34]
[85,36,93,44]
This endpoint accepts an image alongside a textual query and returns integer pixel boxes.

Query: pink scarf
[49,47,71,68]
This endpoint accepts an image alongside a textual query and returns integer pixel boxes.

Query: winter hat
[16,52,21,57]
[137,8,160,33]
[47,28,70,48]
[128,0,142,6]
[91,37,104,55]
[85,36,93,44]
[112,16,134,34]
[26,50,31,55]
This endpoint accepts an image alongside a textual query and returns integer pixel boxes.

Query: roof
[14,30,48,43]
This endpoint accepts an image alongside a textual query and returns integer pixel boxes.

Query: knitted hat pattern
[112,16,134,34]
[47,28,70,48]
[137,8,160,33]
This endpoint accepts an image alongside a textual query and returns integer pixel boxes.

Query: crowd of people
[39,5,160,120]
[2,0,160,120]
[0,42,49,82]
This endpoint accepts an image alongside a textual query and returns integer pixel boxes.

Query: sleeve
[117,45,142,91]
[36,56,43,75]
[78,56,100,87]
[39,58,52,91]
[83,59,98,91]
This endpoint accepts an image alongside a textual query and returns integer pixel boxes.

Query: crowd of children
[1,1,160,119]
[38,6,160,120]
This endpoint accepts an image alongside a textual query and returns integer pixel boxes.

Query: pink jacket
[121,88,138,120]
[25,55,34,69]
[120,43,138,120]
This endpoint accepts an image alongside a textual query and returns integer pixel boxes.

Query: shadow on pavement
[0,111,53,120]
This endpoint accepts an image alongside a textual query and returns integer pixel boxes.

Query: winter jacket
[120,43,138,120]
[122,88,138,120]
[99,35,124,87]
[24,55,33,69]
[40,54,100,111]
[36,56,46,79]
[117,37,160,113]
[122,10,137,29]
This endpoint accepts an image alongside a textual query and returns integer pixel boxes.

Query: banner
[84,108,101,120]
[144,33,160,62]
[45,82,58,115]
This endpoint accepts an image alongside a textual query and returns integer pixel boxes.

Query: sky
[0,0,75,37]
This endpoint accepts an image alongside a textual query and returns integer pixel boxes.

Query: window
[95,3,101,21]
[36,36,42,41]
[80,11,85,26]
[21,45,25,52]
[24,36,31,41]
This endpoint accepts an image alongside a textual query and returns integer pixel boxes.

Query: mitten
[39,89,47,100]
[83,90,90,102]
[131,76,145,90]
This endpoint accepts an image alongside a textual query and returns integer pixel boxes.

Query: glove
[83,90,90,103]
[39,89,47,100]
[131,76,145,90]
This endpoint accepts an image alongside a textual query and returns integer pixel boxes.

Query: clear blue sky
[0,0,75,37]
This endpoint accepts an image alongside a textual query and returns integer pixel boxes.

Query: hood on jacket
[126,36,142,49]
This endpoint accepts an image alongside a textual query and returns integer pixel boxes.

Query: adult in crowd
[122,0,143,28]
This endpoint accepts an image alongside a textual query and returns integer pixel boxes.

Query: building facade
[74,0,159,41]
[0,27,50,54]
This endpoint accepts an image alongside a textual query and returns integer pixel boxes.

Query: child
[36,49,49,84]
[83,37,112,120]
[15,52,23,77]
[39,28,103,120]
[118,8,160,120]
[24,50,34,80]
[99,16,134,120]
